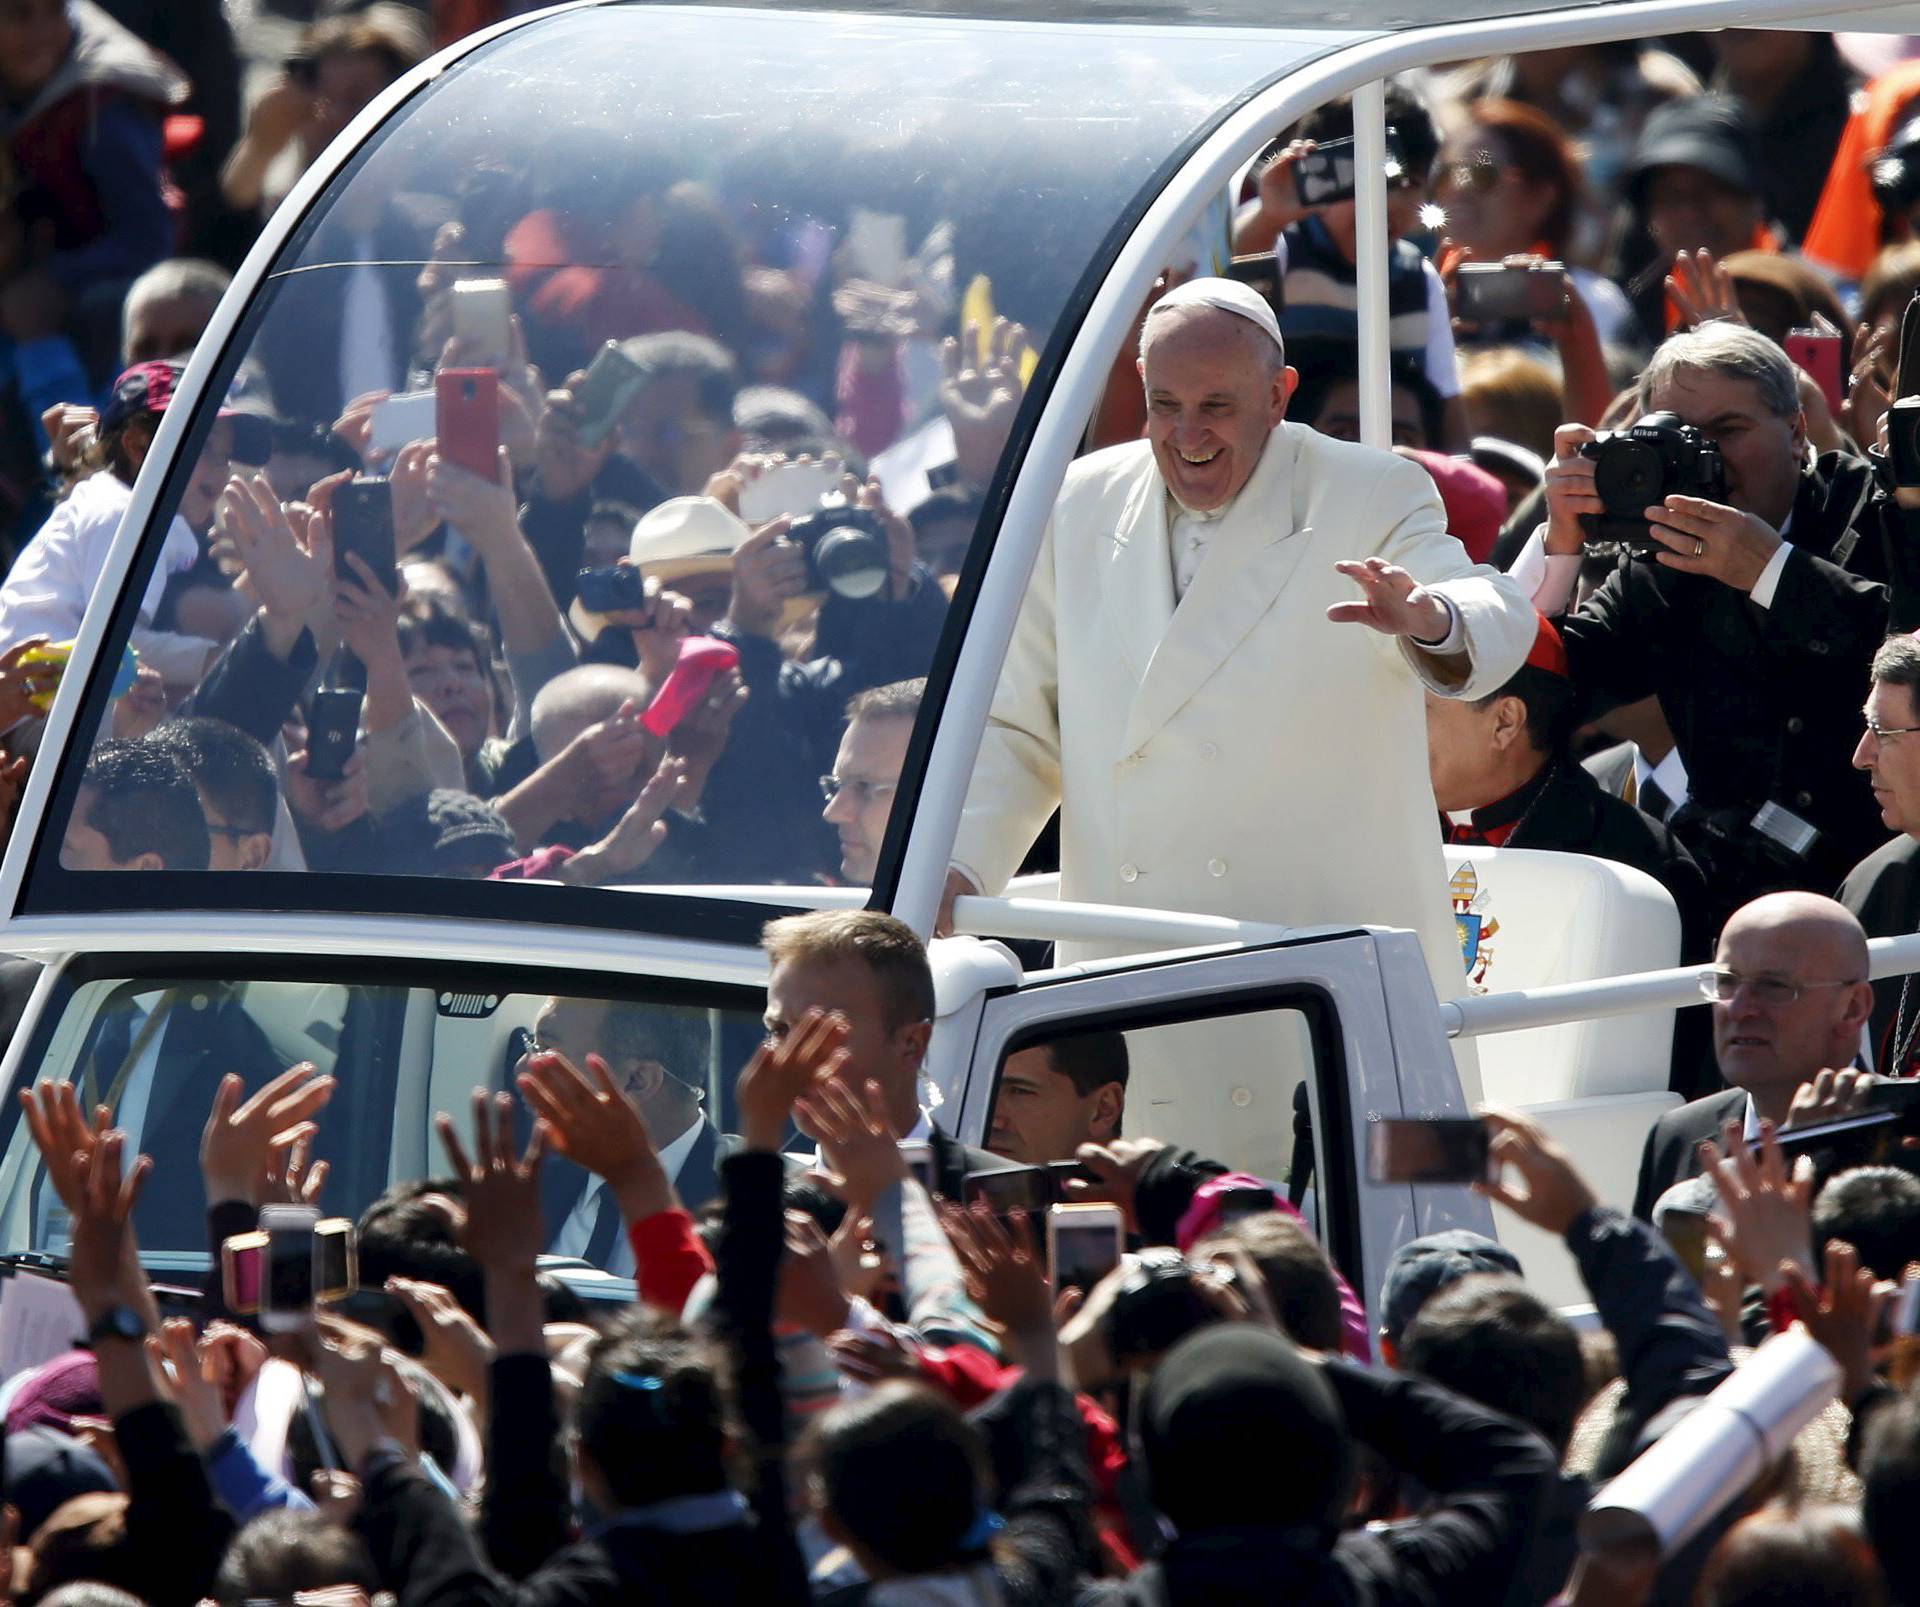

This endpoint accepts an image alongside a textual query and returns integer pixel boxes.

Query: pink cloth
[1406,449,1508,565]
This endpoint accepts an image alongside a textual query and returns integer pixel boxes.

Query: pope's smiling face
[1139,306,1296,513]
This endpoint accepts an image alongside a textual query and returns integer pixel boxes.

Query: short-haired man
[121,259,230,367]
[1515,321,1920,925]
[823,679,923,886]
[60,742,211,872]
[145,717,278,871]
[761,909,1007,1196]
[987,1029,1128,1165]
[1632,891,1874,1219]
[527,994,720,1271]
[1840,634,1920,1075]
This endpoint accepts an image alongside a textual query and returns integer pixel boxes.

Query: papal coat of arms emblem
[1450,861,1498,989]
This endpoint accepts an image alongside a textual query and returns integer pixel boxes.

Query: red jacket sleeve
[629,1208,714,1312]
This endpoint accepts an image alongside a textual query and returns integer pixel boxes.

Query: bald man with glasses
[1631,890,1874,1221]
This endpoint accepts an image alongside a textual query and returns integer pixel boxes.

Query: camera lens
[811,523,889,600]
[1592,440,1664,511]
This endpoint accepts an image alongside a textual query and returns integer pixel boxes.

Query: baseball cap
[98,361,272,464]
[5,1428,118,1540]
[1627,96,1762,205]
[1378,1229,1521,1348]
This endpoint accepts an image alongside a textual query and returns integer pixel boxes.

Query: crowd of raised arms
[12,3,1920,1603]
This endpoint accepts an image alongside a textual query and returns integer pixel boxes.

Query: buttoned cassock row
[950,422,1540,1159]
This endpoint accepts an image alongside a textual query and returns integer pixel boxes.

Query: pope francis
[941,278,1539,1164]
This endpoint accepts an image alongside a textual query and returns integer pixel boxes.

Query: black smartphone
[573,564,649,614]
[1769,1082,1920,1181]
[1292,129,1409,210]
[1225,252,1283,316]
[963,1165,1054,1219]
[330,478,397,595]
[1455,262,1568,324]
[1366,1117,1496,1185]
[305,687,363,782]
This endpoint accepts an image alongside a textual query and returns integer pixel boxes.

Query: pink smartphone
[1784,328,1843,415]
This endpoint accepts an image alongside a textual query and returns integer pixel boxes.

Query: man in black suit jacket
[760,910,1012,1196]
[526,994,725,1272]
[1839,634,1920,1076]
[1631,892,1874,1220]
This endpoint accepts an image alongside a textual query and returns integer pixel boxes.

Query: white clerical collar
[1166,488,1229,524]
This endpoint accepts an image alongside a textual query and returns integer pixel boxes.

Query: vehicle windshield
[0,961,765,1272]
[21,4,1338,928]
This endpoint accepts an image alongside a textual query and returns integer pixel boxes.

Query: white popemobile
[0,0,1916,1345]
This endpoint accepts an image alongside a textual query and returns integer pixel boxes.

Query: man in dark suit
[527,994,724,1272]
[1428,611,1714,1095]
[1632,891,1873,1220]
[1514,324,1920,933]
[1839,634,1920,1077]
[760,909,1013,1199]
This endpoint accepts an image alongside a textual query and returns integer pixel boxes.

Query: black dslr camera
[1107,1247,1231,1361]
[1578,411,1727,557]
[786,499,892,601]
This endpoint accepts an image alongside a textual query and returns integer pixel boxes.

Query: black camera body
[1107,1248,1225,1361]
[786,501,891,600]
[1578,411,1726,556]
[1887,396,1920,490]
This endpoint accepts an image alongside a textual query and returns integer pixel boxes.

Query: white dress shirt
[549,1116,706,1277]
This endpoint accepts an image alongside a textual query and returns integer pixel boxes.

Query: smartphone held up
[225,1206,357,1331]
[1367,1116,1497,1186]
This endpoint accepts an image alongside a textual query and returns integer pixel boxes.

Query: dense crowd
[8,2,1920,1603]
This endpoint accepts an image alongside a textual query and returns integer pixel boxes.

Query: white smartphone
[1047,1201,1123,1295]
[259,1203,320,1333]
[366,390,437,458]
[314,1217,357,1303]
[845,209,907,287]
[737,458,843,526]
[451,277,513,366]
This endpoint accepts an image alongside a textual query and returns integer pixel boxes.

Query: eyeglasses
[1698,967,1862,1006]
[1863,716,1920,742]
[819,774,898,805]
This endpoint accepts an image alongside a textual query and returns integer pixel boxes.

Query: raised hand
[517,1048,672,1219]
[939,317,1030,488]
[559,755,690,887]
[1060,1136,1169,1234]
[426,446,521,556]
[1783,1067,1875,1130]
[1842,319,1894,457]
[665,669,748,777]
[941,1202,1054,1351]
[385,1276,495,1403]
[217,474,331,624]
[775,1210,852,1338]
[1477,1106,1598,1237]
[19,1079,110,1212]
[437,1089,547,1272]
[736,1007,850,1151]
[284,746,370,835]
[1665,248,1747,330]
[332,549,406,666]
[149,1316,228,1451]
[263,1128,330,1208]
[1701,1118,1815,1297]
[725,516,806,638]
[67,1131,153,1324]
[534,369,612,501]
[1640,494,1782,592]
[797,1076,906,1209]
[390,440,439,555]
[200,1064,336,1208]
[1327,558,1454,644]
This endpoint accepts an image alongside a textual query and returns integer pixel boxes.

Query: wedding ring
[1694,539,1704,557]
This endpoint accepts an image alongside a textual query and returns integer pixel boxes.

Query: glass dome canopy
[20,2,1354,939]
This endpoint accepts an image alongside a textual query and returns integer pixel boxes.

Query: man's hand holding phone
[1475,1106,1597,1237]
[536,369,615,501]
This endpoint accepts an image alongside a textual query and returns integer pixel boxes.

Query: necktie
[1640,777,1673,823]
[583,1184,623,1267]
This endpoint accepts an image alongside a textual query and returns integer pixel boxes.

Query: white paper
[0,1272,86,1386]
[1582,1329,1840,1557]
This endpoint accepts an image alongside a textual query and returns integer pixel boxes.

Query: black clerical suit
[1838,832,1920,1076]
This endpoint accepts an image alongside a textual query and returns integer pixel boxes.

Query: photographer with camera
[1511,322,1915,923]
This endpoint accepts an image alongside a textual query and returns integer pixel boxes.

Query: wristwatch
[85,1305,148,1346]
